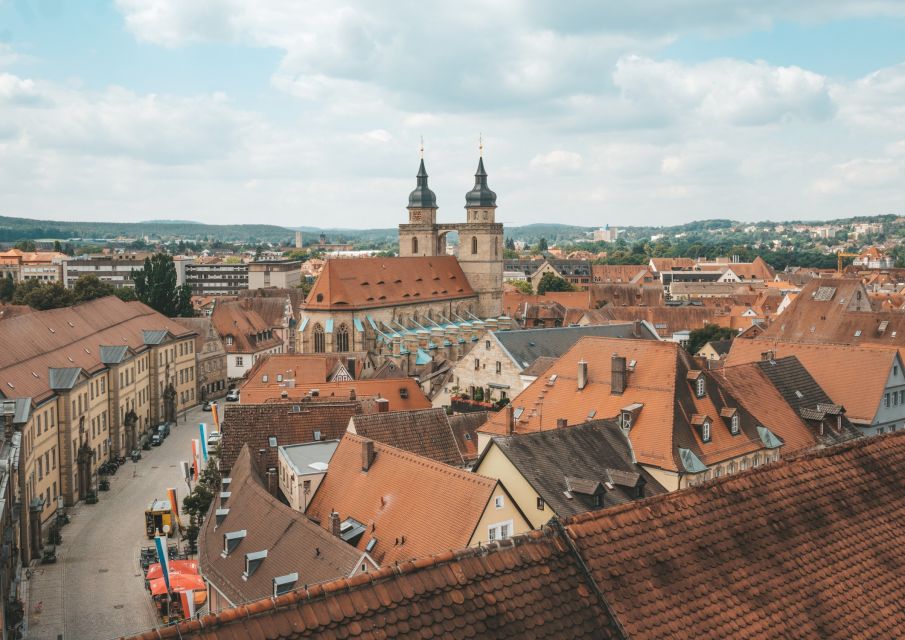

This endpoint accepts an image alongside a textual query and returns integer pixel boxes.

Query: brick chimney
[349,388,357,401]
[503,404,514,436]
[577,360,588,390]
[330,511,341,537]
[376,398,389,413]
[611,354,627,395]
[361,439,375,471]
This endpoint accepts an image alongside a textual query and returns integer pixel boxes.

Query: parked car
[225,390,240,402]
[202,401,213,412]
[150,433,162,447]
[157,423,171,438]
[207,431,221,447]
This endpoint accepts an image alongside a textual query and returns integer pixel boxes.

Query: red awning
[146,560,199,580]
[149,573,206,596]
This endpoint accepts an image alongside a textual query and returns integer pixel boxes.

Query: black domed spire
[407,158,438,209]
[465,156,497,207]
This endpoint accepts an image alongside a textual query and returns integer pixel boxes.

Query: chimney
[376,398,389,413]
[760,350,774,362]
[577,360,588,390]
[556,418,568,429]
[632,319,642,338]
[503,404,514,436]
[330,511,341,537]
[347,357,356,380]
[349,388,357,401]
[361,439,375,471]
[611,354,627,395]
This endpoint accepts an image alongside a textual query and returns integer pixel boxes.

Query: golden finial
[479,133,483,157]
[420,136,424,159]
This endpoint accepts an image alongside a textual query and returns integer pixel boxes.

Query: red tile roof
[241,376,431,411]
[566,432,905,639]
[199,445,368,607]
[481,337,766,473]
[211,301,282,354]
[304,256,475,310]
[306,433,500,565]
[347,408,464,466]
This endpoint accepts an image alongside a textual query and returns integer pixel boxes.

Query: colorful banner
[154,534,171,592]
[181,461,192,492]
[180,589,196,619]
[191,439,200,481]
[199,423,208,462]
[167,487,180,534]
[211,402,220,430]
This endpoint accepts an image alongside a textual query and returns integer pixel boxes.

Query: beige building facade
[248,260,302,290]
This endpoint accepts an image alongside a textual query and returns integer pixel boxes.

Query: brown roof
[520,355,558,378]
[649,257,695,272]
[593,305,731,335]
[125,525,621,640]
[725,338,900,423]
[590,283,663,307]
[306,433,500,565]
[591,264,653,284]
[0,296,194,402]
[447,411,489,462]
[566,431,905,639]
[199,445,368,607]
[502,291,592,317]
[219,400,366,474]
[303,256,475,310]
[481,337,766,473]
[347,408,464,466]
[0,304,33,321]
[235,296,291,327]
[211,301,282,354]
[241,374,431,411]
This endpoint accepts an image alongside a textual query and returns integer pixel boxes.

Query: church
[296,154,508,369]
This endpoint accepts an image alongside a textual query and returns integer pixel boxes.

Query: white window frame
[494,495,504,509]
[702,421,711,442]
[696,377,705,397]
[731,414,739,435]
[487,520,513,542]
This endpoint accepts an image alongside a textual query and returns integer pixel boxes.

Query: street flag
[191,439,200,481]
[167,487,180,534]
[211,402,220,430]
[154,534,171,592]
[199,423,208,462]
[180,589,196,619]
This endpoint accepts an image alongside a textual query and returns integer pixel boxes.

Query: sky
[1,1,905,229]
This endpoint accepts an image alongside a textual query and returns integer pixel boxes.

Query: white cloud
[530,150,583,174]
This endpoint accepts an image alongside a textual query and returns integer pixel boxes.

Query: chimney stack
[503,404,514,436]
[330,511,341,537]
[361,439,375,471]
[611,354,627,395]
[577,360,588,390]
[376,398,389,413]
[349,388,356,401]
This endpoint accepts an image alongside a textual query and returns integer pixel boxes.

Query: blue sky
[1,1,904,228]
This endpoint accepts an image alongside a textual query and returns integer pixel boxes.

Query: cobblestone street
[27,405,209,640]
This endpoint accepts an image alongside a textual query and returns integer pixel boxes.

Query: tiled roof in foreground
[124,432,905,640]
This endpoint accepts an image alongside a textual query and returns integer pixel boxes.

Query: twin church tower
[398,152,504,318]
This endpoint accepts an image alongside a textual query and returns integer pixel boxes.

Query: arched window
[471,236,478,255]
[313,323,325,353]
[411,237,418,255]
[336,323,350,352]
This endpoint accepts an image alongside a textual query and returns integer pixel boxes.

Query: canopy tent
[146,560,199,581]
[149,573,206,596]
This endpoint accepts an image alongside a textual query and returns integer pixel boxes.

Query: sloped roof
[520,355,558,378]
[592,305,731,335]
[591,264,653,283]
[566,431,905,639]
[482,337,766,473]
[590,283,664,307]
[348,408,464,466]
[241,376,430,411]
[726,338,897,423]
[199,445,366,607]
[303,256,475,310]
[447,411,488,462]
[48,367,83,390]
[219,400,366,475]
[126,526,621,640]
[306,433,499,565]
[0,296,194,402]
[99,345,131,365]
[495,323,656,370]
[211,301,282,354]
[482,420,666,517]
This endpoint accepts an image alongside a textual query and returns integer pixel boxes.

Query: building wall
[21,264,62,283]
[248,263,302,290]
[472,444,549,529]
[873,357,905,435]
[63,259,144,288]
[227,344,283,379]
[456,219,504,318]
[433,337,523,407]
[186,264,249,296]
[20,398,61,553]
[278,451,326,512]
[467,483,530,546]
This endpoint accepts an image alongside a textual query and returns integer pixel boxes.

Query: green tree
[71,275,115,303]
[13,240,36,252]
[53,240,63,253]
[505,237,515,251]
[114,287,138,302]
[506,279,533,294]
[686,324,735,356]
[182,454,222,549]
[0,273,15,302]
[133,253,194,317]
[537,237,549,252]
[12,281,73,310]
[537,272,574,295]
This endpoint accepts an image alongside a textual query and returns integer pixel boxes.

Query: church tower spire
[399,145,440,257]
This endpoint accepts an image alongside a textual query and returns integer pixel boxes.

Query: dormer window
[226,336,234,346]
[731,414,739,435]
[696,377,705,397]
[702,421,711,442]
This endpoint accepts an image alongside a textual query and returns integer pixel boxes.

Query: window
[226,336,233,346]
[411,237,418,254]
[268,436,277,447]
[303,480,311,493]
[494,496,504,509]
[313,324,325,353]
[593,493,602,508]
[236,356,243,367]
[488,521,513,542]
[702,421,711,442]
[336,323,350,352]
[536,497,544,510]
[471,236,478,255]
[885,393,891,408]
[495,361,501,374]
[485,340,491,350]
[731,415,739,435]
[474,359,480,370]
[696,377,705,397]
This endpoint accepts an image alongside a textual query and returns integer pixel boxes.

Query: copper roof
[303,256,475,310]
[306,433,499,565]
[199,445,368,607]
